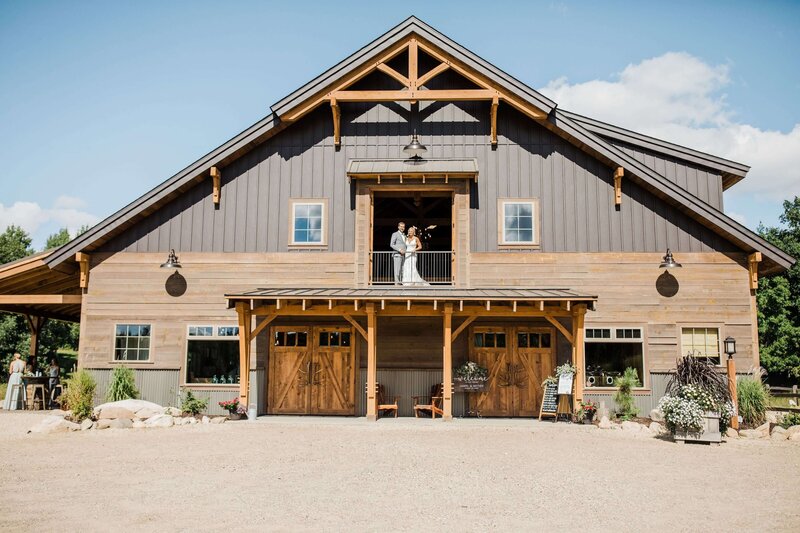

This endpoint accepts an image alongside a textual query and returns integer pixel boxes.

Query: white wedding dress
[402,237,429,286]
[3,359,26,410]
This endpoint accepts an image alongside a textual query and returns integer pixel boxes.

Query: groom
[390,221,407,285]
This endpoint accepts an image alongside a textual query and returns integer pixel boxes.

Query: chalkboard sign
[558,373,574,395]
[538,382,559,420]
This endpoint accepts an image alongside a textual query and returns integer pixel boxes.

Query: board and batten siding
[101,99,736,257]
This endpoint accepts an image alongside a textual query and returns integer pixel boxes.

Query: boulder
[108,418,133,429]
[649,422,667,435]
[771,425,787,436]
[598,416,611,429]
[80,419,94,431]
[201,416,210,425]
[649,409,664,423]
[755,422,771,437]
[621,421,645,433]
[173,417,187,426]
[95,419,113,430]
[786,425,800,438]
[94,399,163,415]
[97,407,136,420]
[771,430,789,441]
[725,428,738,439]
[50,409,68,417]
[790,432,800,442]
[210,416,226,424]
[28,415,81,434]
[145,414,174,428]
[739,429,764,439]
[163,406,181,417]
[186,417,199,425]
[134,408,161,420]
[132,420,146,429]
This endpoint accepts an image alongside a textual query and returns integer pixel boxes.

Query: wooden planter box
[674,411,721,445]
[453,379,488,392]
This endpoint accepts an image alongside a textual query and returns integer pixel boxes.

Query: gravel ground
[1,412,798,532]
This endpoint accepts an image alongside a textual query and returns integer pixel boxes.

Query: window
[318,331,351,347]
[681,327,721,365]
[517,332,551,349]
[114,324,151,361]
[289,199,327,246]
[274,330,309,347]
[473,331,507,348]
[186,325,240,384]
[498,199,539,246]
[584,327,644,388]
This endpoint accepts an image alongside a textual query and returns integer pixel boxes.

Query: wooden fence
[768,385,800,412]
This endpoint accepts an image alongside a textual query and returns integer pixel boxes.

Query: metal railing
[370,251,454,285]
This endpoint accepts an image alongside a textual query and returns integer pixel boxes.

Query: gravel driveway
[1,412,798,532]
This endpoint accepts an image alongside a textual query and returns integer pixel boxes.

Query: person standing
[2,353,26,410]
[390,221,407,285]
[48,359,60,407]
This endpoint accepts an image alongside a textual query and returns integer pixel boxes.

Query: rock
[95,419,112,430]
[649,422,667,435]
[210,416,226,424]
[28,415,81,434]
[771,426,787,436]
[649,409,664,423]
[766,411,784,424]
[201,416,210,425]
[621,421,644,433]
[725,428,738,439]
[771,430,789,441]
[108,418,133,429]
[739,429,764,439]
[790,432,800,442]
[94,399,162,416]
[134,408,161,420]
[50,409,68,417]
[145,414,174,428]
[132,420,146,429]
[174,417,187,426]
[598,416,611,429]
[186,417,198,425]
[755,422,770,437]
[97,407,136,420]
[80,419,94,431]
[163,406,181,417]
[786,425,800,437]
[596,402,610,421]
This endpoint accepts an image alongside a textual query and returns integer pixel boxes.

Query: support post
[25,315,46,359]
[727,356,739,430]
[236,301,252,410]
[572,305,587,412]
[366,303,377,421]
[442,303,453,421]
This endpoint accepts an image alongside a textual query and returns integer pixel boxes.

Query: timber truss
[278,35,549,147]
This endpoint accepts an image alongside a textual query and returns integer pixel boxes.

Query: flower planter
[453,379,488,392]
[674,411,721,444]
[227,413,243,421]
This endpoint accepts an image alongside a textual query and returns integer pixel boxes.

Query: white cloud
[0,198,99,242]
[540,52,800,202]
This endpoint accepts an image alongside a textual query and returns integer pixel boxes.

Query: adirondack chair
[377,384,400,418]
[412,383,444,419]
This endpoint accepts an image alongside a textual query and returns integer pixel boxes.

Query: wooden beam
[442,303,453,421]
[572,305,587,412]
[0,294,82,305]
[329,89,495,102]
[247,302,575,318]
[614,167,624,206]
[545,315,574,345]
[25,314,46,357]
[366,303,377,421]
[251,314,277,338]
[417,62,450,87]
[330,99,341,147]
[376,63,410,87]
[408,38,418,88]
[748,252,762,290]
[75,252,90,289]
[452,315,477,342]
[210,166,222,206]
[490,95,499,145]
[342,314,367,341]
[235,301,252,410]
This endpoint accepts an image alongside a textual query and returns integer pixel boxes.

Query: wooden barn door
[513,328,555,416]
[469,327,512,416]
[311,327,356,415]
[267,327,312,414]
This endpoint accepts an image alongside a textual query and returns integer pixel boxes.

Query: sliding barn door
[469,327,513,417]
[267,327,312,414]
[311,327,356,415]
[513,328,555,417]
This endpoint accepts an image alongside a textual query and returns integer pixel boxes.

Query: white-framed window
[289,198,328,246]
[498,198,539,246]
[114,324,152,361]
[584,327,645,388]
[185,325,240,385]
[681,327,721,365]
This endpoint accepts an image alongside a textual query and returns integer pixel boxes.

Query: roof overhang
[347,158,478,182]
[0,251,82,322]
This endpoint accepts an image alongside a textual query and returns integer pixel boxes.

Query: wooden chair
[413,384,444,419]
[377,384,400,418]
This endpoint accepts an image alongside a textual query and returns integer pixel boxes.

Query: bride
[2,353,26,410]
[402,227,429,286]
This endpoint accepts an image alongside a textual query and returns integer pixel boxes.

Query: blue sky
[1,0,799,248]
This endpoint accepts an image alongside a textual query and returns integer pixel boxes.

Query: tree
[44,228,71,250]
[757,197,800,382]
[0,225,33,264]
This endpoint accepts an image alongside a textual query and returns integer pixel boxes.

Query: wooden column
[366,303,377,421]
[727,356,739,430]
[572,305,587,411]
[442,303,454,421]
[236,301,252,409]
[25,315,46,358]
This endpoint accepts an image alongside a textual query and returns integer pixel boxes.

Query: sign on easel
[557,373,574,395]
[538,381,559,420]
[556,373,575,421]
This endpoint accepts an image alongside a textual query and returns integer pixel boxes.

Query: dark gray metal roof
[225,287,597,301]
[347,158,478,177]
[562,110,750,189]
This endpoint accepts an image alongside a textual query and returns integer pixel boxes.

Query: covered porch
[227,287,597,420]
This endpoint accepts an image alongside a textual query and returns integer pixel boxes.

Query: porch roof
[0,251,81,322]
[346,158,478,179]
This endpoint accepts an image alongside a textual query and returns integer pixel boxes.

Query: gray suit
[390,230,407,284]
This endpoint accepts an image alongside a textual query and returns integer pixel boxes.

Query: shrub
[659,385,735,434]
[613,367,640,420]
[59,369,96,421]
[180,389,208,416]
[779,411,800,429]
[666,355,731,403]
[106,366,139,402]
[737,377,769,427]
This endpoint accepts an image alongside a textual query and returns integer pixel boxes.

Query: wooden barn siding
[470,252,756,372]
[605,137,724,210]
[101,101,733,256]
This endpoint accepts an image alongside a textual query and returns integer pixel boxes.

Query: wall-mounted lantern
[658,249,682,268]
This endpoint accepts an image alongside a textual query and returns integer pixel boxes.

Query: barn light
[658,249,682,268]
[160,249,182,269]
[403,131,427,160]
[724,337,736,358]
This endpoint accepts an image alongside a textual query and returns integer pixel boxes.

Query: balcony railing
[370,251,454,286]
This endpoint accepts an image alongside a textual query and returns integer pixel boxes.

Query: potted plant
[219,397,242,420]
[577,400,597,424]
[453,361,489,392]
[658,355,734,445]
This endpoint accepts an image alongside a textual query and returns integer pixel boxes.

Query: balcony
[370,251,454,286]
